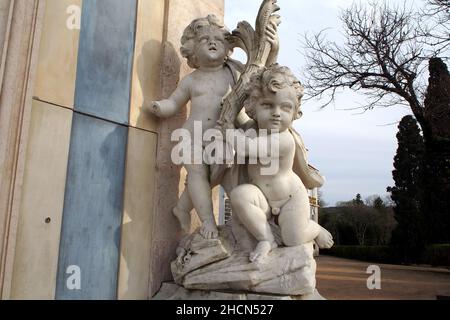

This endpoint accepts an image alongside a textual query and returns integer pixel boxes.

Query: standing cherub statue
[148,14,279,239]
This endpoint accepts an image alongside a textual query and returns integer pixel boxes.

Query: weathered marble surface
[170,224,319,297]
[153,283,294,300]
[150,1,333,301]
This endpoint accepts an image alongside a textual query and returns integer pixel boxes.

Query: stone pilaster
[0,0,46,299]
[150,0,224,297]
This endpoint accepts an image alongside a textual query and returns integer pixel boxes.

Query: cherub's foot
[250,241,277,263]
[173,207,191,233]
[315,226,334,249]
[200,220,218,239]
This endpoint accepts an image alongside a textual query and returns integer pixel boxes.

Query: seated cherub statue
[228,64,334,263]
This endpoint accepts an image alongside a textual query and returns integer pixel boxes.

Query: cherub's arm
[265,15,280,66]
[235,108,255,129]
[232,129,280,161]
[148,76,191,118]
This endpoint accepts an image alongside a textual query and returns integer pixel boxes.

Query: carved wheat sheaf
[218,0,281,129]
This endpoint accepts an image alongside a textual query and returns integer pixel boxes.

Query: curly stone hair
[244,64,305,120]
[180,14,231,69]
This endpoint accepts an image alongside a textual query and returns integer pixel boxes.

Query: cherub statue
[228,65,334,263]
[148,14,279,239]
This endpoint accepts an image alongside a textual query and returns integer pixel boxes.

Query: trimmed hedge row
[321,244,450,267]
[422,244,450,267]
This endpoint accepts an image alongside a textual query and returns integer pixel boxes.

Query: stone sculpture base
[156,221,325,300]
[153,282,325,300]
[153,283,294,300]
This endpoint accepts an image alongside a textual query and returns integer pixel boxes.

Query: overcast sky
[224,0,423,206]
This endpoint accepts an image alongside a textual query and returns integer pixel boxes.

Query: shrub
[421,244,450,267]
[321,246,398,264]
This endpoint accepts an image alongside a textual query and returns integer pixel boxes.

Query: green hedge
[321,246,398,264]
[322,244,450,267]
[422,244,450,267]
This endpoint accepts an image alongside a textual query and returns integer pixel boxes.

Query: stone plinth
[165,223,323,299]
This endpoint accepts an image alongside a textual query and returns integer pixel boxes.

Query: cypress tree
[423,58,450,244]
[388,116,426,262]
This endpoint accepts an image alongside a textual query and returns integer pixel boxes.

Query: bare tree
[420,0,450,52]
[346,204,375,246]
[317,189,327,208]
[303,1,448,141]
[427,0,450,13]
[364,194,381,207]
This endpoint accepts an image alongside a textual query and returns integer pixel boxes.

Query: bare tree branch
[418,0,450,55]
[302,0,449,133]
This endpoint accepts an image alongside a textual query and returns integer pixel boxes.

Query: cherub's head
[180,15,231,69]
[244,64,304,132]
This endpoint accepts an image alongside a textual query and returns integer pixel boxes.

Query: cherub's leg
[174,172,223,233]
[185,163,218,239]
[229,184,277,263]
[278,190,333,248]
[173,189,193,233]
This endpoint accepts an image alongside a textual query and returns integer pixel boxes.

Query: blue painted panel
[74,0,137,124]
[56,113,127,300]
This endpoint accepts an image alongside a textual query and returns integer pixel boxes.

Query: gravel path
[316,255,450,300]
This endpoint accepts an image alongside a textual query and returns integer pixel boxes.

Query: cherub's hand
[266,15,280,47]
[266,14,281,66]
[148,101,162,117]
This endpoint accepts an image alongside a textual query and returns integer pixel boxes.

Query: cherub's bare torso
[183,67,234,134]
[248,131,306,203]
